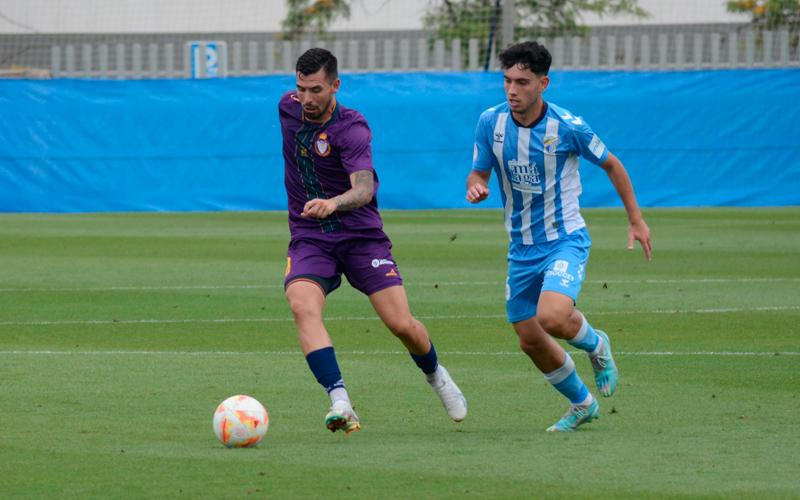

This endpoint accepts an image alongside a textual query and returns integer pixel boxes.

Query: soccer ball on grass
[212,395,269,448]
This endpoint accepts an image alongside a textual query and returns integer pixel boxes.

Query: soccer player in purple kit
[279,48,467,435]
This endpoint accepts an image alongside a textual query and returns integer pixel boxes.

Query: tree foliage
[424,0,648,40]
[727,0,800,29]
[282,0,647,41]
[728,0,800,52]
[281,0,351,40]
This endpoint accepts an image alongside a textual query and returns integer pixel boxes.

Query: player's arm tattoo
[333,170,374,211]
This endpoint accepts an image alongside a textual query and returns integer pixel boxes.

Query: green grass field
[1,208,798,498]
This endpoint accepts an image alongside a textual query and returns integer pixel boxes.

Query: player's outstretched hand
[466,184,490,204]
[301,198,337,219]
[627,219,652,261]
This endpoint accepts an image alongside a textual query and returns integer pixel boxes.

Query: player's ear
[540,75,550,92]
[331,78,341,94]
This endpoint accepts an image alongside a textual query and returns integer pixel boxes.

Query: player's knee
[286,296,320,321]
[535,309,568,335]
[518,333,547,356]
[384,316,415,339]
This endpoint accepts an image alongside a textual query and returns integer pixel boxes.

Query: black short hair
[296,48,338,82]
[498,41,552,76]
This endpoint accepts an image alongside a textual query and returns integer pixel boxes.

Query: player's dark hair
[296,48,338,82]
[498,41,552,76]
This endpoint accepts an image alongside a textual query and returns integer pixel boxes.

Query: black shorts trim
[285,274,342,295]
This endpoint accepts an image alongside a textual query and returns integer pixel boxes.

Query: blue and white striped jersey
[473,101,609,245]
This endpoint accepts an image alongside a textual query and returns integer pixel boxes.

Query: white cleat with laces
[428,365,468,422]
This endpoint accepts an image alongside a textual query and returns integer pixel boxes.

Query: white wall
[0,0,289,33]
[0,0,750,34]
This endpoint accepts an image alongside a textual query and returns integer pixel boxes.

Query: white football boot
[428,365,468,422]
[325,399,361,435]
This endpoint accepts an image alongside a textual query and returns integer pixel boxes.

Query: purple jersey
[279,91,384,239]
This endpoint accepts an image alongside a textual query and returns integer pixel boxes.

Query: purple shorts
[284,235,403,296]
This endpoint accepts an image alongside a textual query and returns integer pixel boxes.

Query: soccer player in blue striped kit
[466,41,652,431]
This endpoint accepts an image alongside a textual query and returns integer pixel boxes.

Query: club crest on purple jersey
[315,133,331,157]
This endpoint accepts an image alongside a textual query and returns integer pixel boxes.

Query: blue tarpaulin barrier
[1,69,798,212]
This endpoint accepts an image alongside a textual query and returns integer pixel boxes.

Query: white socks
[425,365,445,386]
[328,387,351,405]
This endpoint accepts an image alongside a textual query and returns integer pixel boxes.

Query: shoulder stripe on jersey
[517,126,534,245]
[543,117,560,241]
[491,113,513,240]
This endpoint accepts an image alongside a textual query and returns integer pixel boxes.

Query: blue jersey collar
[510,101,548,129]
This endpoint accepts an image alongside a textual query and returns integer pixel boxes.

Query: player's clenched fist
[466,183,490,203]
[301,198,337,219]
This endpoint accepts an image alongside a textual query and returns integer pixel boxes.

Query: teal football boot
[546,398,600,432]
[590,330,618,397]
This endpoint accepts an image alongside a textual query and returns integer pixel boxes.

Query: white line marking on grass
[0,285,279,292]
[1,306,798,327]
[0,350,797,357]
[0,314,504,326]
[0,277,797,293]
[598,278,800,284]
[0,317,290,326]
[614,352,800,356]
[606,306,800,315]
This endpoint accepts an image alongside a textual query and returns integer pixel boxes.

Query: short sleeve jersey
[279,91,383,239]
[472,100,609,245]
